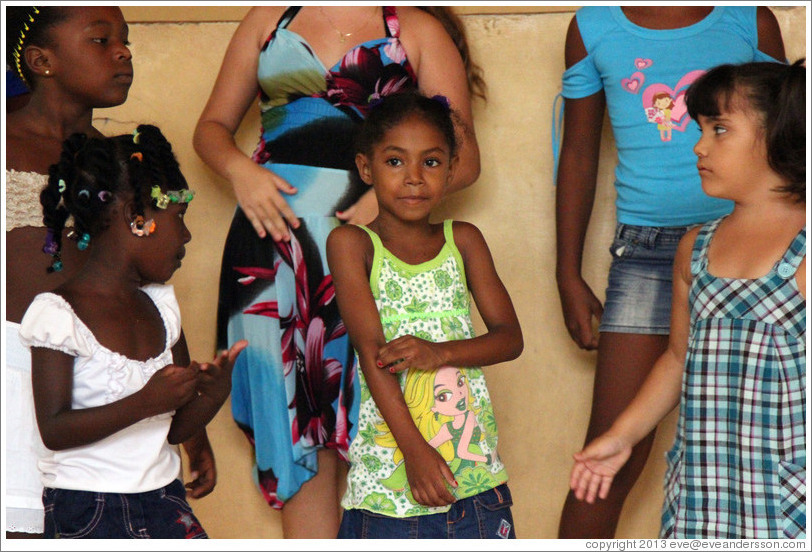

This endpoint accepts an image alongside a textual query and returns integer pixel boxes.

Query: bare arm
[756,6,786,60]
[399,7,480,193]
[32,348,198,451]
[569,228,696,502]
[193,7,299,242]
[326,225,457,507]
[376,222,523,372]
[555,16,607,351]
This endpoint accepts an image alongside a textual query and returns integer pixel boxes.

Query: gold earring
[44,69,50,75]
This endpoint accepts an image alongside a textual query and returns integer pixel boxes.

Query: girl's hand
[569,433,632,503]
[183,431,217,499]
[404,441,458,507]
[142,363,200,415]
[336,189,378,226]
[196,340,249,404]
[230,162,300,242]
[557,276,603,350]
[377,335,446,373]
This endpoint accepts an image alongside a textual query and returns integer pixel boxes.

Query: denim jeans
[43,479,207,539]
[337,483,516,539]
[600,223,690,334]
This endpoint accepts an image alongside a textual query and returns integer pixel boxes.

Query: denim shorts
[43,479,207,539]
[599,223,689,335]
[337,483,515,539]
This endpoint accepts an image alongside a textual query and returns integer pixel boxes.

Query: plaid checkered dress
[661,218,806,539]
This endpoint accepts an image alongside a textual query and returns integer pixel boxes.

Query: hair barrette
[132,128,141,144]
[77,233,91,251]
[130,152,143,162]
[130,215,156,237]
[42,228,59,255]
[58,179,67,193]
[150,185,195,209]
[98,190,112,203]
[431,95,451,111]
[77,189,91,202]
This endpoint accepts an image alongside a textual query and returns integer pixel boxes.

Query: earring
[130,215,156,237]
[44,69,50,75]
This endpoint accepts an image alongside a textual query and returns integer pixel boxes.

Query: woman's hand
[230,161,300,241]
[336,188,378,226]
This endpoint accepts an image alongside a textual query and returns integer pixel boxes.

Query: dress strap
[442,219,468,291]
[775,227,806,280]
[690,217,723,276]
[383,6,399,38]
[276,6,301,30]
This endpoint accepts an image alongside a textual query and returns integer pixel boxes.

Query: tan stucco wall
[90,5,807,540]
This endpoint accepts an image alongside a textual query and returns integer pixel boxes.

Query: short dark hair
[686,59,806,201]
[356,91,459,158]
[6,6,71,87]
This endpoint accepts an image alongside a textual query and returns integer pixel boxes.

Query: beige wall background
[89,5,808,540]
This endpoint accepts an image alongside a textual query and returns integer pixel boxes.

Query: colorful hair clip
[132,128,141,144]
[77,233,91,251]
[130,152,143,162]
[78,189,91,202]
[47,255,63,274]
[431,95,451,111]
[42,228,58,255]
[58,179,67,193]
[98,190,112,203]
[150,185,195,209]
[12,7,39,82]
[130,215,156,237]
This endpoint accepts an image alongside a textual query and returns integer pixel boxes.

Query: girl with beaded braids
[5,7,214,538]
[20,125,248,539]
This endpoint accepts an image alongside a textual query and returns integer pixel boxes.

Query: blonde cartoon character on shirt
[375,366,496,503]
[645,92,676,142]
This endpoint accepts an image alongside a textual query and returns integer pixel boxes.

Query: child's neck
[369,215,446,266]
[621,7,713,30]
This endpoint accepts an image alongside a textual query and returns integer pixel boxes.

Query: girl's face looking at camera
[357,114,455,222]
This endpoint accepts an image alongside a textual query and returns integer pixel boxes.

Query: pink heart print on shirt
[634,58,653,70]
[641,70,705,132]
[622,71,645,93]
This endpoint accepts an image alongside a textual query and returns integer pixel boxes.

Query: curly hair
[40,124,188,270]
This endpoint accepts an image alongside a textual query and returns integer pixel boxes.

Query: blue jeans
[600,223,690,334]
[43,479,207,539]
[337,483,516,539]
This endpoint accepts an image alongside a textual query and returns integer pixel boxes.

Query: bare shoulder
[327,224,373,256]
[396,7,452,44]
[239,6,287,46]
[450,220,489,254]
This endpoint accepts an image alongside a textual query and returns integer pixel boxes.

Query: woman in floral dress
[193,6,482,538]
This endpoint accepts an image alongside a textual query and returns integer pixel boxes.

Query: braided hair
[40,124,188,271]
[6,6,71,87]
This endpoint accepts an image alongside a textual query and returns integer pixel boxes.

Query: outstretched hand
[196,340,249,405]
[569,433,632,503]
[377,335,445,373]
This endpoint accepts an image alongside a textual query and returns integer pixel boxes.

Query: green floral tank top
[341,220,508,517]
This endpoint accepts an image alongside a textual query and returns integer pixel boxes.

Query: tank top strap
[358,225,385,298]
[775,226,806,280]
[382,6,399,38]
[442,219,468,291]
[690,217,724,276]
[276,6,301,30]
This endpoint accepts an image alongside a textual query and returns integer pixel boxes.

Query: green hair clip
[150,185,195,209]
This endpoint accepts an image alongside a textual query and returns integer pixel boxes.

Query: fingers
[226,339,249,363]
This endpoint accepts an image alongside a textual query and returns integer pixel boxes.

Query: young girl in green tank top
[327,91,523,539]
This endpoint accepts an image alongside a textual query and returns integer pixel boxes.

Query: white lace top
[6,169,47,230]
[19,283,183,493]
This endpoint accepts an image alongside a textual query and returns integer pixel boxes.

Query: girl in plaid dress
[568,59,806,539]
